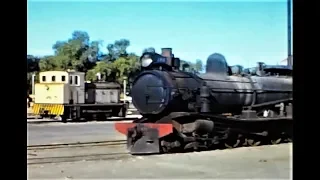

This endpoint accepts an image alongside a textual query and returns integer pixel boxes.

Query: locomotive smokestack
[161,48,173,66]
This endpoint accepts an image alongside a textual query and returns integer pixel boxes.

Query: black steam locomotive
[115,48,292,154]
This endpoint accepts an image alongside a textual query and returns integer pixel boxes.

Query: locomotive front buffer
[115,123,173,154]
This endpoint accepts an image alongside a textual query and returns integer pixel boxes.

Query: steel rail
[27,152,130,165]
[27,140,127,150]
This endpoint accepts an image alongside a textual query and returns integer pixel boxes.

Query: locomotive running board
[115,123,173,154]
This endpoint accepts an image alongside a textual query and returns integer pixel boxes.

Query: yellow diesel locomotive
[32,70,127,122]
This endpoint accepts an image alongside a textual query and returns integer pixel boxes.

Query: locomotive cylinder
[194,119,214,134]
[182,119,214,134]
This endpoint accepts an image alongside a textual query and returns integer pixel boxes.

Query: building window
[61,75,66,82]
[51,76,56,82]
[42,76,46,82]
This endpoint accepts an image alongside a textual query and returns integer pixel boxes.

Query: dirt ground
[27,121,127,146]
[28,143,292,179]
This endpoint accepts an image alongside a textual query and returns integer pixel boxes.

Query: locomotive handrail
[200,78,257,83]
[249,98,292,108]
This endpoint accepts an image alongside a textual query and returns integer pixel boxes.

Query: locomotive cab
[32,70,85,117]
[68,70,86,104]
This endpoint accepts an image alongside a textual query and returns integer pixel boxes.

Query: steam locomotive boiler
[115,48,293,154]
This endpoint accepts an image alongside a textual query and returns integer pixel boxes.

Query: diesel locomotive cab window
[75,76,79,85]
[42,76,46,82]
[51,76,56,82]
[69,76,73,84]
[61,75,66,82]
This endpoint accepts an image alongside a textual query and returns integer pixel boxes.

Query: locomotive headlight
[141,58,153,67]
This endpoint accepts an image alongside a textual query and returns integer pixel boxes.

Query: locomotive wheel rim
[247,139,254,146]
[161,146,168,153]
[253,141,261,146]
[271,138,282,145]
[247,139,261,146]
[224,139,240,149]
[243,139,248,146]
[224,143,233,149]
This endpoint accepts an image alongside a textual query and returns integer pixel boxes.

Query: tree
[27,55,40,72]
[142,47,156,54]
[39,30,102,72]
[104,39,130,61]
[194,59,204,73]
[179,59,204,74]
[27,55,41,94]
[112,53,141,83]
[89,39,141,83]
[87,52,141,83]
[86,61,113,81]
[29,32,142,88]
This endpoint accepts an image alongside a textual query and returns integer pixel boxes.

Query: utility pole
[123,76,127,102]
[32,73,36,95]
[287,0,292,67]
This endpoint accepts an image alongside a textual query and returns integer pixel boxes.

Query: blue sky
[27,0,292,67]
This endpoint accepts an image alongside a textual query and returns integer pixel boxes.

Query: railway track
[27,140,129,165]
[27,140,127,150]
[27,138,291,165]
[27,152,130,165]
[27,117,138,124]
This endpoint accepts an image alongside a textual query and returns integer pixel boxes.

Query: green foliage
[27,55,40,72]
[86,53,141,83]
[27,30,203,92]
[86,61,113,81]
[27,55,41,93]
[180,59,204,74]
[142,47,156,54]
[104,39,130,61]
[112,54,141,83]
[39,30,101,72]
[194,59,204,72]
